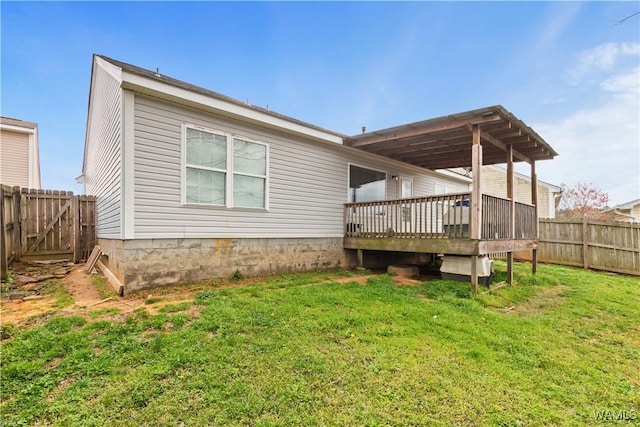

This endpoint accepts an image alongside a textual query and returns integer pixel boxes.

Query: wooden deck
[343,192,538,256]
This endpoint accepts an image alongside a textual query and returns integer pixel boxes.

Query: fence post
[0,190,7,281]
[582,218,589,270]
[12,187,22,260]
[73,196,81,263]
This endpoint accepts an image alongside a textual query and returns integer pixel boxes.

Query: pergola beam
[472,126,531,164]
[346,114,501,148]
[343,105,557,171]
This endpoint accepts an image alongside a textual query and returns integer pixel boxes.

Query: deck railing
[515,201,537,239]
[344,192,537,241]
[480,195,537,240]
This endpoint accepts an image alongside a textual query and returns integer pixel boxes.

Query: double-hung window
[232,138,267,208]
[183,125,268,209]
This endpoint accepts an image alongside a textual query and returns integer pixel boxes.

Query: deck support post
[531,161,538,275]
[506,145,515,284]
[470,125,482,295]
[470,255,478,295]
[470,125,483,241]
[357,249,364,268]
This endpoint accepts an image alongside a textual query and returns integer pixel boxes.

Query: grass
[91,275,117,299]
[1,263,639,426]
[46,279,74,309]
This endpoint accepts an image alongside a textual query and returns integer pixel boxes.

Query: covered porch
[342,105,558,293]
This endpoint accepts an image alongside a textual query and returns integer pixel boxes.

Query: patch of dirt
[1,262,171,325]
[1,297,58,324]
[321,272,440,287]
[328,275,377,285]
[504,285,569,316]
[62,268,103,306]
[1,265,439,327]
[393,275,440,286]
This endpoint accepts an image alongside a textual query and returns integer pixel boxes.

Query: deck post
[531,161,538,275]
[470,125,483,240]
[470,126,482,295]
[357,249,364,268]
[470,255,478,295]
[506,145,515,284]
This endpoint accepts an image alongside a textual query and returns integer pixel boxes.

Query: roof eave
[96,55,344,145]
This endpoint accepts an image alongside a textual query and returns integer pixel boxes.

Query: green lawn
[1,263,639,426]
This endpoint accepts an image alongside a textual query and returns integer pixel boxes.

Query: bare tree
[557,182,611,220]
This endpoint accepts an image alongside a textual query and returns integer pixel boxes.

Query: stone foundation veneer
[97,237,356,294]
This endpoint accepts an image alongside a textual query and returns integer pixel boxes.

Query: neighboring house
[0,117,41,189]
[81,55,557,293]
[603,199,640,223]
[480,165,561,218]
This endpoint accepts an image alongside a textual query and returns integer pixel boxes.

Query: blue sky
[1,1,639,205]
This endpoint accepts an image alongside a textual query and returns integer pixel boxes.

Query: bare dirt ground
[1,264,194,325]
[1,265,427,326]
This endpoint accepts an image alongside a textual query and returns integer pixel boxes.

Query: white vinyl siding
[482,166,553,218]
[84,61,123,238]
[0,130,29,187]
[132,94,469,239]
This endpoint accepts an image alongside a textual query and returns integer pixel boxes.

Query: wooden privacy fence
[0,185,96,280]
[535,219,640,276]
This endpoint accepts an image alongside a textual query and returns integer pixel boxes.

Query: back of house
[81,55,471,293]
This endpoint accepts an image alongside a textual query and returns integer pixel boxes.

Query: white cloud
[601,66,640,93]
[535,66,640,205]
[567,42,640,84]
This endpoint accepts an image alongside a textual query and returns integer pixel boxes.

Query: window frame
[347,162,387,203]
[181,123,269,210]
[231,135,269,209]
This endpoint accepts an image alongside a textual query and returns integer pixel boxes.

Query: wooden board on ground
[85,245,102,273]
[96,259,124,296]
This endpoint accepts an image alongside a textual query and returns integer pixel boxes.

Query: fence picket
[537,219,640,276]
[0,185,96,273]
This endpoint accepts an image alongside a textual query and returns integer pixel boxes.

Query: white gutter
[119,71,344,145]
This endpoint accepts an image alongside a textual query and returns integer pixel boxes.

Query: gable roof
[95,55,345,144]
[485,165,561,192]
[1,117,38,130]
[604,199,640,211]
[84,55,556,182]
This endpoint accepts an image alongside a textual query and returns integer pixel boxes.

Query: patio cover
[344,105,558,170]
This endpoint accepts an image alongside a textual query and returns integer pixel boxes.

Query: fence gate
[1,186,96,279]
[21,190,78,259]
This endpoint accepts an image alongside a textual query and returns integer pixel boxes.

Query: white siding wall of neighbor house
[84,59,123,238]
[481,166,553,218]
[132,94,468,239]
[0,129,30,187]
[613,204,640,223]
